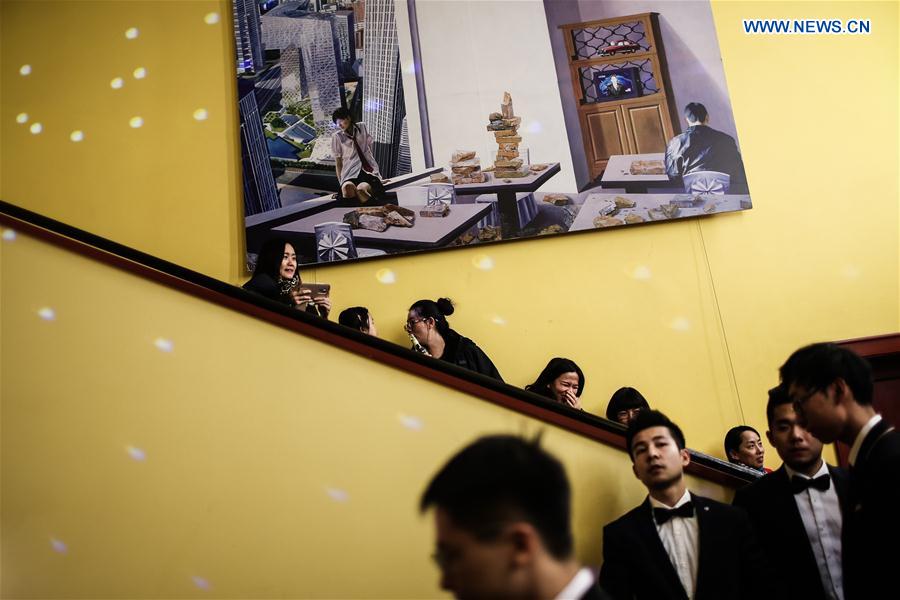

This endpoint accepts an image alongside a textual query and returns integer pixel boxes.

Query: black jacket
[843,418,900,600]
[732,464,848,599]
[664,125,746,183]
[599,493,772,600]
[439,328,503,382]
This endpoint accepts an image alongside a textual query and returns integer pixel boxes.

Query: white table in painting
[600,153,678,193]
[273,204,494,252]
[569,193,752,232]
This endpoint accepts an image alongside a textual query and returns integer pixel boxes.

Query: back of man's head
[420,434,573,560]
[684,102,708,124]
[779,342,873,405]
[625,409,686,460]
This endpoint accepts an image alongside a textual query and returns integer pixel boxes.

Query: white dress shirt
[848,414,882,466]
[785,461,844,600]
[554,566,595,600]
[650,490,699,600]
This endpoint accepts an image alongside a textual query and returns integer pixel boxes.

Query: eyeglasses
[404,318,425,333]
[616,408,643,421]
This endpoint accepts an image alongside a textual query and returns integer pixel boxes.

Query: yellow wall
[2,2,897,463]
[0,230,728,597]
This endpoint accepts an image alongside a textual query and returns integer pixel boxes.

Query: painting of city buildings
[234,0,411,223]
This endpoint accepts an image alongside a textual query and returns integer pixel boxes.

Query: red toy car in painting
[600,41,641,56]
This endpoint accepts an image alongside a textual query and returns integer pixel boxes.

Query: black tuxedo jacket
[732,463,848,599]
[843,418,900,600]
[599,493,772,600]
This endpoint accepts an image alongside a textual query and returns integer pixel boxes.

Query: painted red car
[600,41,641,56]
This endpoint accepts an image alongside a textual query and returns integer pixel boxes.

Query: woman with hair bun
[525,357,585,410]
[338,306,377,336]
[405,298,503,381]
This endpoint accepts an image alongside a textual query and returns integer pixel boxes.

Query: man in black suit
[781,343,900,600]
[599,410,770,600]
[664,102,747,184]
[420,435,610,600]
[733,384,848,599]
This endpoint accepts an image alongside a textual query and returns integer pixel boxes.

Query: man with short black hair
[664,102,746,183]
[733,384,848,600]
[420,435,609,599]
[599,410,770,599]
[781,342,900,600]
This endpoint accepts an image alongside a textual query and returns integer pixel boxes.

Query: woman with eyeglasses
[405,298,503,381]
[605,386,650,426]
[525,358,585,410]
[243,237,331,318]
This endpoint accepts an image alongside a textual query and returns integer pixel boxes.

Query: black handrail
[0,199,758,488]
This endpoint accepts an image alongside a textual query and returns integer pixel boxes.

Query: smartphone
[298,283,330,299]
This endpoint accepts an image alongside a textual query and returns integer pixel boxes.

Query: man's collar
[849,414,882,466]
[553,567,595,600]
[648,488,691,510]
[784,458,827,480]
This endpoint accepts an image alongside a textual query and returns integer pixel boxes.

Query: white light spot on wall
[472,254,494,270]
[402,60,416,75]
[668,316,691,332]
[110,77,124,89]
[129,116,143,128]
[69,130,84,142]
[193,108,209,121]
[841,264,861,280]
[50,538,68,554]
[38,307,55,321]
[125,27,139,39]
[133,67,147,79]
[19,64,32,76]
[204,12,220,25]
[125,445,147,461]
[375,268,396,284]
[398,413,423,431]
[629,265,652,280]
[326,487,349,503]
[154,337,173,352]
[29,122,42,134]
[16,112,28,124]
[490,315,507,326]
[2,229,16,241]
[526,121,542,134]
[191,576,211,590]
[364,98,383,113]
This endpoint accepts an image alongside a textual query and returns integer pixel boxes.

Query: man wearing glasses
[780,342,900,600]
[420,435,610,599]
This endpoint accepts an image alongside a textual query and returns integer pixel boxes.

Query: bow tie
[653,502,695,525]
[791,474,831,494]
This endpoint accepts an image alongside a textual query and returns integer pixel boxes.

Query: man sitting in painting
[664,102,747,185]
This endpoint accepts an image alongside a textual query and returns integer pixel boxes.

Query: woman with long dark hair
[525,358,585,410]
[405,298,502,381]
[243,237,331,318]
[331,107,385,203]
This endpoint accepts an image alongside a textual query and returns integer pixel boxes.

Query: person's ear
[832,378,850,404]
[727,450,739,462]
[680,448,691,467]
[766,429,775,446]
[506,523,538,568]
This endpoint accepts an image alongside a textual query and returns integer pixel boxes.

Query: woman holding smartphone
[525,358,585,410]
[243,237,331,318]
[405,298,502,381]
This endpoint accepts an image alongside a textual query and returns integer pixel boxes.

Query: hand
[381,178,391,184]
[313,296,331,317]
[290,288,312,309]
[561,389,582,410]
